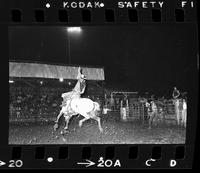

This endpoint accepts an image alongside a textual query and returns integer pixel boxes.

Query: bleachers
[9,81,104,123]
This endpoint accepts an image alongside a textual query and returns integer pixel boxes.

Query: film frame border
[0,0,199,169]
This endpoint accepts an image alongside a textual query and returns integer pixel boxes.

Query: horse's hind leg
[79,115,90,127]
[93,116,103,133]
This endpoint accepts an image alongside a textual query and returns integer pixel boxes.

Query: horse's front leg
[55,110,63,123]
[54,111,63,131]
[79,114,90,127]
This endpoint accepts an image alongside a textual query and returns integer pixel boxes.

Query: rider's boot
[60,101,67,107]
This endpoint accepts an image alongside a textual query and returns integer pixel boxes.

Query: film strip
[0,0,199,169]
[8,1,196,23]
[0,145,188,168]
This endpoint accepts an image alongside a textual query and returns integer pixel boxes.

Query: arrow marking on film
[145,158,156,167]
[0,160,6,167]
[77,159,95,167]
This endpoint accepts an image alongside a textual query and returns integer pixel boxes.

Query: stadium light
[59,78,64,82]
[67,27,82,33]
[65,27,82,64]
[9,80,14,83]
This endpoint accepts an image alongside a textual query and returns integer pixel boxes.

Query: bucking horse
[53,98,103,133]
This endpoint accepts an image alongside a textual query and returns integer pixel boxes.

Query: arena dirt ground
[9,113,186,144]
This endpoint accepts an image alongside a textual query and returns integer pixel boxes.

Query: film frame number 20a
[0,0,199,169]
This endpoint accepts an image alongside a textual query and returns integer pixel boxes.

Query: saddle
[62,98,81,113]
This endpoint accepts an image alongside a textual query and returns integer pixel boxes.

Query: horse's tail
[94,102,101,112]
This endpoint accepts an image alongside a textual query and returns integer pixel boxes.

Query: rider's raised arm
[76,66,82,80]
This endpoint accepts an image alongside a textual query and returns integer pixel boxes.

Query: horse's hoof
[100,128,103,133]
[53,123,58,131]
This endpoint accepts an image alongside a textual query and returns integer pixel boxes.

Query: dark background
[9,25,198,96]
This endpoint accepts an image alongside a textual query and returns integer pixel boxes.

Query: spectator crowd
[9,83,104,122]
[9,86,64,122]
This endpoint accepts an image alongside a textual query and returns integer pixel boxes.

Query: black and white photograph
[9,25,195,144]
